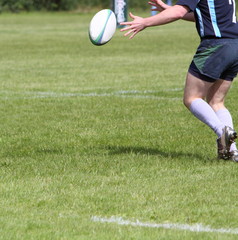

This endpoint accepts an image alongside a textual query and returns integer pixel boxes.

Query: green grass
[0,11,238,239]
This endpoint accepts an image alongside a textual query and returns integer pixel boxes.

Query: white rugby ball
[89,9,117,46]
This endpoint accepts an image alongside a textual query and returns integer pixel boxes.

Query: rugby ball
[89,9,117,46]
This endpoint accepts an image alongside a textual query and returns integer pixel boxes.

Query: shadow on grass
[105,145,207,161]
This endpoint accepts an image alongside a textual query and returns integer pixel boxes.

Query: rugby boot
[229,150,238,162]
[217,126,237,160]
[217,138,227,160]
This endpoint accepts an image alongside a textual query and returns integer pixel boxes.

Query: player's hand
[148,0,170,12]
[120,12,146,39]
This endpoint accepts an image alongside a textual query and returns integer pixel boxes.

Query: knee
[183,97,189,109]
[183,95,194,109]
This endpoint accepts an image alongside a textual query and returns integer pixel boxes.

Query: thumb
[129,12,136,19]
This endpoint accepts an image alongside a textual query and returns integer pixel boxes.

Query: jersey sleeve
[175,0,198,12]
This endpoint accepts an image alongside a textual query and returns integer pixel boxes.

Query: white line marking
[0,89,182,101]
[91,216,238,235]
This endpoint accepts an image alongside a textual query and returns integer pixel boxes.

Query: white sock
[190,99,225,138]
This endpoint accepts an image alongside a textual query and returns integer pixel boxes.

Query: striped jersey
[176,0,238,39]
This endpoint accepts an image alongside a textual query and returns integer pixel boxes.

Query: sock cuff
[189,98,204,112]
[215,108,229,115]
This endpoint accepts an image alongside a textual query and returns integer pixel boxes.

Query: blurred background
[0,0,177,12]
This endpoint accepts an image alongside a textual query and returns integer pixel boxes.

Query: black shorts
[189,38,238,82]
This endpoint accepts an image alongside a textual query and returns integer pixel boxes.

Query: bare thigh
[183,72,213,108]
[183,72,232,111]
[206,79,232,111]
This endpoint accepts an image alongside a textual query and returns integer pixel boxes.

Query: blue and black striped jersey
[176,0,238,39]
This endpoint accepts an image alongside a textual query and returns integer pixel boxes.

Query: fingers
[148,0,166,11]
[119,26,139,39]
[119,12,143,39]
[120,28,140,39]
[121,12,135,21]
[123,30,139,39]
[148,1,156,6]
[128,31,139,39]
[148,3,156,7]
[129,12,135,18]
[119,12,135,30]
[120,22,132,26]
[120,24,134,32]
[123,29,135,37]
[148,0,157,3]
[120,12,136,27]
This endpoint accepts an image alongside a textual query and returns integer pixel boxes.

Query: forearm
[120,5,190,39]
[144,5,190,27]
[150,1,195,22]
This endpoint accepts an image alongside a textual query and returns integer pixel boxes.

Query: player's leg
[206,79,233,133]
[206,79,236,141]
[183,72,225,138]
[206,79,238,160]
[206,79,231,111]
[183,73,237,160]
[184,39,238,160]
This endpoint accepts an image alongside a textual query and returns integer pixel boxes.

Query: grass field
[1,11,238,239]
